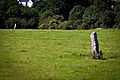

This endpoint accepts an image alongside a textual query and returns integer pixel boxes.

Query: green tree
[64,0,90,20]
[19,18,27,29]
[48,0,66,14]
[20,7,31,19]
[32,0,45,11]
[5,17,18,29]
[100,10,115,28]
[0,10,6,28]
[113,2,120,29]
[93,0,111,11]
[3,0,20,28]
[27,18,37,29]
[7,0,19,7]
[40,9,54,19]
[69,5,84,21]
[19,7,38,29]
[6,5,20,17]
[82,5,100,29]
[37,0,66,19]
[115,3,120,22]
[0,0,7,28]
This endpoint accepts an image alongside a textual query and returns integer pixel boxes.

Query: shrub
[49,23,58,29]
[5,17,18,29]
[74,20,82,29]
[67,20,82,30]
[90,24,95,29]
[52,15,64,23]
[48,19,57,26]
[27,18,37,29]
[48,19,58,29]
[95,21,102,28]
[38,15,64,30]
[58,21,69,29]
[81,22,89,30]
[113,23,120,29]
[38,24,48,29]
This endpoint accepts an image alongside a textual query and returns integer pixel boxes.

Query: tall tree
[113,2,120,28]
[69,5,84,21]
[0,0,7,28]
[100,10,115,28]
[93,0,112,11]
[83,5,99,23]
[64,0,89,20]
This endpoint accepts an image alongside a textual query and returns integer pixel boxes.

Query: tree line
[0,0,120,29]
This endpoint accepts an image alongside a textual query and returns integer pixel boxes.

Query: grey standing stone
[14,23,16,30]
[90,32,100,58]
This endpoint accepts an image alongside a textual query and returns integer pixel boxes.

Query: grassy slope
[0,29,120,80]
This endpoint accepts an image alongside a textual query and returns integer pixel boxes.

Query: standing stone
[90,32,100,59]
[14,23,16,30]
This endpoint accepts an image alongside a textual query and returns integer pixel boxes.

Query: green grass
[0,29,120,80]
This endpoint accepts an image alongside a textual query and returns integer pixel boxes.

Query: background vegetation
[0,29,120,80]
[0,0,120,29]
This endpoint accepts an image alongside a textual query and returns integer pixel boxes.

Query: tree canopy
[0,0,120,29]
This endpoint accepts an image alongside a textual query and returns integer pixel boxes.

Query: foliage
[82,5,100,29]
[74,19,83,29]
[95,21,102,28]
[0,10,5,28]
[38,15,64,29]
[69,5,84,21]
[114,3,120,29]
[82,5,99,24]
[32,0,45,12]
[58,21,69,29]
[6,5,20,17]
[113,23,120,29]
[27,18,37,29]
[0,0,120,29]
[48,19,57,26]
[81,22,89,29]
[19,18,27,29]
[0,0,7,28]
[66,20,83,30]
[38,24,48,29]
[48,19,58,29]
[5,17,18,29]
[39,9,54,19]
[100,10,115,28]
[93,0,110,11]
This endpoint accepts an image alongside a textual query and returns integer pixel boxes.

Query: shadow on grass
[93,52,120,60]
[20,50,28,52]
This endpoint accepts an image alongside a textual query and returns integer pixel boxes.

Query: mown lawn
[0,29,120,80]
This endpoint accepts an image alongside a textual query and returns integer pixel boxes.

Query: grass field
[0,29,120,80]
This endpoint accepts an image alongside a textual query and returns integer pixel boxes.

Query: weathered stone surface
[14,23,16,30]
[90,32,99,55]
